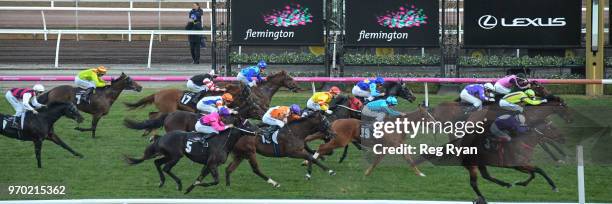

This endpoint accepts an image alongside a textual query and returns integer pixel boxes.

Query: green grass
[0,88,611,202]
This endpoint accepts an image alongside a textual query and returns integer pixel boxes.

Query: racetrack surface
[0,88,611,202]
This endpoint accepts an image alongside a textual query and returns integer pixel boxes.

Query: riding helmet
[32,84,45,92]
[290,104,301,115]
[329,86,341,95]
[95,65,108,74]
[257,60,267,69]
[374,77,385,84]
[524,89,536,97]
[222,93,234,103]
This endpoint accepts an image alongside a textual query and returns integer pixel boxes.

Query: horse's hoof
[328,170,336,176]
[158,181,165,188]
[273,183,281,188]
[552,187,559,192]
[473,196,487,204]
[301,160,309,166]
[513,181,526,186]
[417,172,426,177]
[305,174,312,180]
[505,183,513,188]
[177,185,182,191]
[184,185,195,194]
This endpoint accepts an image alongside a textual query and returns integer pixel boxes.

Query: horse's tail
[37,91,50,104]
[123,113,168,130]
[124,136,160,165]
[124,94,155,110]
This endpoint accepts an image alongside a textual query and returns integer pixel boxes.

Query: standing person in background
[186,3,203,64]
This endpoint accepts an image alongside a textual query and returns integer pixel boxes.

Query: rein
[337,105,362,113]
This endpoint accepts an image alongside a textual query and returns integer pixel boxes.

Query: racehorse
[225,111,337,187]
[245,70,300,112]
[123,115,258,193]
[382,81,417,102]
[37,73,142,138]
[124,73,222,113]
[416,97,570,204]
[0,102,84,168]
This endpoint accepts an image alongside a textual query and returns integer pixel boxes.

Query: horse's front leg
[33,139,43,168]
[47,132,83,158]
[185,166,210,194]
[478,165,512,188]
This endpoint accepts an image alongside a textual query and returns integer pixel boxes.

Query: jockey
[237,60,267,87]
[306,86,341,115]
[75,65,108,102]
[352,77,385,102]
[261,104,302,141]
[488,114,529,143]
[460,83,496,112]
[5,84,45,116]
[362,96,404,121]
[194,109,234,136]
[186,70,226,97]
[196,93,237,114]
[499,89,547,113]
[494,74,530,95]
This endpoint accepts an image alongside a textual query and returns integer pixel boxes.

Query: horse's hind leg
[364,154,384,176]
[403,153,426,177]
[75,115,102,138]
[225,155,244,186]
[154,157,169,188]
[478,165,512,188]
[247,154,279,187]
[33,140,43,168]
[185,166,210,194]
[197,165,221,187]
[48,132,83,158]
[162,157,183,191]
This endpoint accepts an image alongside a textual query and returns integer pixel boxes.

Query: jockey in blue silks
[237,60,267,87]
[352,76,385,102]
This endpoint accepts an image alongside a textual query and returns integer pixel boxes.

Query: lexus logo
[477,15,566,30]
[478,15,497,29]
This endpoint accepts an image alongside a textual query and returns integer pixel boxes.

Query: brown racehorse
[416,96,570,204]
[37,73,142,138]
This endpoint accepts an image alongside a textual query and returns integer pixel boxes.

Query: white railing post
[147,31,154,68]
[128,1,133,42]
[157,1,161,42]
[424,82,429,107]
[50,1,54,7]
[41,11,47,41]
[55,32,62,68]
[421,47,425,57]
[209,4,213,39]
[311,82,316,94]
[75,0,79,41]
[577,145,585,204]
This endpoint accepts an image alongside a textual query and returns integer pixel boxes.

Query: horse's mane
[264,70,290,82]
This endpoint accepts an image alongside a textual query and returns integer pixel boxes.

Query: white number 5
[185,141,192,153]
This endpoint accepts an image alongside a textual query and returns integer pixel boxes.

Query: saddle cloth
[184,132,214,156]
[180,91,198,105]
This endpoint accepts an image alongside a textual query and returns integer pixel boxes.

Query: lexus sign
[464,0,581,47]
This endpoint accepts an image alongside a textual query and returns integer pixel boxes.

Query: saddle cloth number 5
[185,141,193,153]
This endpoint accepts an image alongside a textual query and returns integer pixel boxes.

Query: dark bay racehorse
[382,81,417,102]
[0,102,84,168]
[416,97,570,204]
[124,116,257,194]
[38,73,142,138]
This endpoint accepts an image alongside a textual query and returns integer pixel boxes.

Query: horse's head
[527,95,572,124]
[111,73,143,92]
[47,102,84,123]
[530,81,550,97]
[384,81,416,103]
[266,70,300,92]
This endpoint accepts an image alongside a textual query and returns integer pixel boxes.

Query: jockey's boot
[195,90,206,101]
[322,116,337,139]
[9,116,20,130]
[264,125,280,142]
[463,106,479,115]
[83,87,94,103]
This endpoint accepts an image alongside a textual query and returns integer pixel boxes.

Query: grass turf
[0,88,611,202]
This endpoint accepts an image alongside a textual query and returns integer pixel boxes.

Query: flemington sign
[344,0,439,47]
[231,0,324,45]
[464,0,581,47]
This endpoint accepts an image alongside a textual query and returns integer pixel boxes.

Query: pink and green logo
[263,4,313,27]
[377,4,428,29]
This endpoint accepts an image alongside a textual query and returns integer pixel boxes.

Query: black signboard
[344,0,439,47]
[231,0,324,45]
[464,0,581,47]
